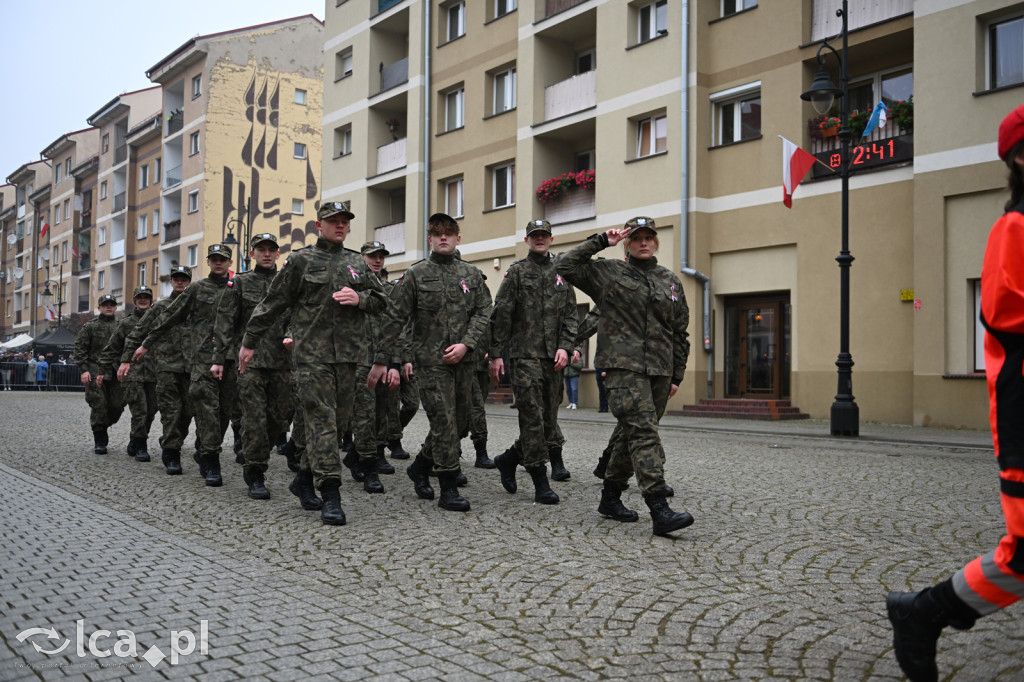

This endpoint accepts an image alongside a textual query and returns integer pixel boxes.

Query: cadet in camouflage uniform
[99,286,157,462]
[135,244,235,487]
[240,202,388,526]
[370,213,492,512]
[213,233,293,500]
[75,294,125,454]
[557,217,694,537]
[489,219,579,504]
[121,266,195,475]
[394,318,419,451]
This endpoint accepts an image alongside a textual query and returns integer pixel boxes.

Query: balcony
[114,144,128,165]
[80,211,92,229]
[808,118,913,179]
[374,221,405,255]
[113,192,126,213]
[165,165,182,189]
[111,287,123,300]
[162,219,181,243]
[544,186,595,224]
[376,138,407,176]
[544,70,596,121]
[110,239,125,260]
[545,0,588,18]
[78,296,90,313]
[166,110,183,136]
[811,0,912,42]
[377,58,408,95]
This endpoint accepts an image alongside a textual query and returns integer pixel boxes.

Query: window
[711,84,760,145]
[188,190,199,213]
[445,177,464,217]
[63,199,70,222]
[138,262,147,287]
[336,48,353,81]
[494,0,516,19]
[187,244,198,267]
[493,67,517,114]
[98,226,107,245]
[53,246,59,264]
[137,214,148,240]
[102,134,110,153]
[446,2,466,42]
[55,204,61,224]
[636,113,668,157]
[292,199,305,215]
[154,157,161,181]
[492,163,515,209]
[294,143,307,160]
[65,158,71,176]
[100,181,108,200]
[637,0,667,44]
[153,258,159,282]
[576,50,595,74]
[846,67,913,124]
[62,242,68,262]
[189,132,200,155]
[335,124,352,157]
[153,209,160,235]
[989,15,1023,89]
[139,164,149,190]
[575,150,595,172]
[98,270,106,290]
[54,163,62,185]
[444,87,465,131]
[60,282,67,304]
[295,89,307,105]
[722,0,756,17]
[192,74,202,99]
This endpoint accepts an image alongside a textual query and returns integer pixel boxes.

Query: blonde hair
[622,231,659,255]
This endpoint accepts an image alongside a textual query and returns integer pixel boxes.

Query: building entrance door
[724,294,791,399]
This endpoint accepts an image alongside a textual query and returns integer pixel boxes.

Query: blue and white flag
[861,101,889,138]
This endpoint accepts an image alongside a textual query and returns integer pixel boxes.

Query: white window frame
[638,0,668,44]
[494,67,517,114]
[100,181,108,200]
[338,48,353,80]
[445,178,464,218]
[576,49,595,74]
[710,82,761,146]
[190,132,200,156]
[446,2,466,42]
[61,242,68,262]
[98,225,107,245]
[336,125,352,158]
[139,164,149,190]
[987,14,1024,90]
[138,261,147,287]
[295,88,307,105]
[98,271,106,290]
[294,143,307,160]
[722,0,756,18]
[54,163,62,185]
[155,157,162,180]
[495,0,516,18]
[292,199,304,215]
[188,190,199,214]
[191,74,202,99]
[65,158,71,176]
[187,245,199,267]
[63,199,70,222]
[55,204,61,224]
[636,113,668,158]
[445,88,465,131]
[152,209,160,235]
[492,163,515,209]
[974,280,986,371]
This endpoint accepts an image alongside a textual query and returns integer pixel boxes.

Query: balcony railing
[376,137,407,176]
[78,296,90,313]
[114,144,128,165]
[110,240,125,260]
[165,165,182,189]
[544,186,595,224]
[374,221,406,255]
[811,0,912,42]
[111,287,123,300]
[378,0,402,12]
[162,220,181,243]
[166,110,183,136]
[545,0,588,18]
[809,122,913,180]
[113,192,126,213]
[378,58,408,94]
[544,70,596,121]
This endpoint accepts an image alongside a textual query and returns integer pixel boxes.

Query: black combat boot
[161,449,183,475]
[593,446,611,479]
[193,451,208,478]
[374,444,395,475]
[280,438,300,472]
[126,437,138,458]
[362,458,385,494]
[243,468,270,500]
[275,432,288,455]
[437,472,470,512]
[473,440,495,469]
[645,492,694,536]
[526,465,559,505]
[493,445,521,493]
[341,431,354,453]
[342,448,366,482]
[406,454,435,500]
[93,428,108,455]
[134,438,150,462]
[399,407,416,429]
[456,470,468,486]
[664,485,674,497]
[319,479,346,526]
[548,445,570,481]
[204,453,223,487]
[288,470,323,510]
[887,579,979,682]
[388,439,410,460]
[598,480,639,522]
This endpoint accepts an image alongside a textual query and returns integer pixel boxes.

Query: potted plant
[818,116,841,138]
[891,97,913,133]
[848,110,868,138]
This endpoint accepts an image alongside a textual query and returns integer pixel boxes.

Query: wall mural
[222,67,319,264]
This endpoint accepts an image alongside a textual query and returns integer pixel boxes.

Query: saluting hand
[605,226,632,246]
[333,287,360,306]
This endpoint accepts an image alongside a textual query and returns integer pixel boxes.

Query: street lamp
[801,0,859,437]
[42,261,65,329]
[223,198,252,271]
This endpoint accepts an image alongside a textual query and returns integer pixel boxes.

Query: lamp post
[801,0,859,437]
[223,198,252,271]
[42,261,65,329]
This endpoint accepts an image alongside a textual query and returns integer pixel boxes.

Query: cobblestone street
[0,392,1020,681]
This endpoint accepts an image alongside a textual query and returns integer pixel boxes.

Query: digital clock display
[811,135,913,179]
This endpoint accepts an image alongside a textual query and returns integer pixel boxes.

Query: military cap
[207,243,232,259]
[318,201,355,221]
[250,232,279,249]
[97,294,118,306]
[168,265,192,280]
[133,285,154,299]
[526,219,552,237]
[361,240,389,256]
[625,216,657,234]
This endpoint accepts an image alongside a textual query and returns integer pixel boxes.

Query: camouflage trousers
[124,380,158,440]
[294,362,355,489]
[189,363,237,457]
[381,382,401,443]
[604,369,671,496]
[353,364,391,461]
[399,375,419,430]
[417,363,472,473]
[509,358,564,468]
[238,367,294,474]
[462,370,490,445]
[85,378,124,431]
[289,382,309,473]
[156,370,193,451]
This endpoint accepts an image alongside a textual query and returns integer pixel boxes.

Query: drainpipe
[422,0,432,258]
[679,0,713,399]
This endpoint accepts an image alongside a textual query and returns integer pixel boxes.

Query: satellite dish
[41,251,50,261]
[6,234,15,245]
[13,267,24,279]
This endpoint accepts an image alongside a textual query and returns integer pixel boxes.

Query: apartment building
[3,161,52,339]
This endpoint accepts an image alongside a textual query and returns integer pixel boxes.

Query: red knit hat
[998,104,1024,160]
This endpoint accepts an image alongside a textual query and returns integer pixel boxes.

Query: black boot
[342,448,366,482]
[406,454,435,500]
[232,423,243,463]
[341,431,354,453]
[494,445,520,493]
[288,470,323,510]
[93,428,108,455]
[134,438,150,462]
[362,459,385,494]
[438,472,470,512]
[456,471,468,486]
[275,432,288,455]
[126,437,138,458]
[204,453,223,487]
[664,485,674,498]
[280,439,300,472]
[645,492,693,536]
[598,480,639,522]
[319,479,346,526]
[526,465,559,505]
[162,449,183,475]
[593,446,611,479]
[473,440,495,469]
[374,444,395,475]
[887,579,979,682]
[243,469,270,500]
[388,439,410,460]
[549,446,570,481]
[193,451,208,478]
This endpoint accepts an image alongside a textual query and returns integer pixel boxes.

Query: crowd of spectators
[0,350,80,391]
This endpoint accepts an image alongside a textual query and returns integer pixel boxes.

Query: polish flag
[781,137,817,208]
[40,222,50,238]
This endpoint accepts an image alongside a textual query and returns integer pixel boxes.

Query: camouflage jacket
[98,307,156,383]
[213,265,290,369]
[122,291,189,373]
[142,274,230,366]
[242,238,388,365]
[378,251,492,368]
[74,314,120,376]
[490,250,578,361]
[557,235,689,384]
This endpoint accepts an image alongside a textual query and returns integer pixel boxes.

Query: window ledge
[333,151,352,160]
[709,135,763,151]
[626,32,669,52]
[438,34,466,49]
[942,373,986,380]
[484,9,517,26]
[484,108,516,121]
[436,126,465,137]
[709,5,757,25]
[483,205,515,215]
[626,150,669,164]
[973,81,1024,97]
[334,73,353,84]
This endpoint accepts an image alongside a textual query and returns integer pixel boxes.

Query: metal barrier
[0,362,85,392]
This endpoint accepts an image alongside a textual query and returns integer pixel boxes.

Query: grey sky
[0,0,324,182]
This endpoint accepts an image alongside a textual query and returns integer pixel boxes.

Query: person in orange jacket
[886,103,1024,681]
